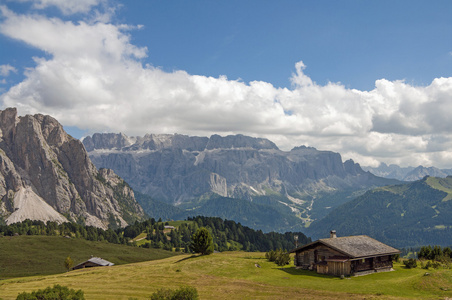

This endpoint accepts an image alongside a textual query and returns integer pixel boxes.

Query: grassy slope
[0,235,178,279]
[0,252,450,300]
[426,176,452,201]
[307,176,452,246]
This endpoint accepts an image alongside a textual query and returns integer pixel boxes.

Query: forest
[0,216,311,253]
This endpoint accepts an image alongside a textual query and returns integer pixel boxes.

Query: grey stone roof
[292,235,400,259]
[87,257,114,266]
[73,257,114,269]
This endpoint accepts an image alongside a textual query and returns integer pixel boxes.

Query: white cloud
[18,0,103,15]
[0,64,17,77]
[1,6,452,169]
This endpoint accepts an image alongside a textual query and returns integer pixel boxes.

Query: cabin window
[361,259,365,263]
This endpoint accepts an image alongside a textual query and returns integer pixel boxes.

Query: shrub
[403,258,417,269]
[64,256,74,271]
[16,284,84,300]
[275,251,291,266]
[392,254,400,262]
[266,249,291,266]
[150,286,198,300]
[265,250,277,262]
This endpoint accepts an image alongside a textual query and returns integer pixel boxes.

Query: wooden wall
[327,261,351,276]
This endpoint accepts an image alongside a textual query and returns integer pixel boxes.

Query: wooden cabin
[72,257,114,270]
[291,231,400,276]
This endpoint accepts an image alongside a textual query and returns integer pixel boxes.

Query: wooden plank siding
[327,261,351,276]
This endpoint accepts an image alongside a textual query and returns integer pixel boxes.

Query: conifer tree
[190,227,214,255]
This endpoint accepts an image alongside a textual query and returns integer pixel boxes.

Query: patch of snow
[6,186,68,225]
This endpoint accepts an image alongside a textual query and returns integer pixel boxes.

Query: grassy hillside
[0,252,450,299]
[307,176,452,247]
[0,235,178,279]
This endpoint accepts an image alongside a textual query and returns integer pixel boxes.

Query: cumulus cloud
[1,5,452,168]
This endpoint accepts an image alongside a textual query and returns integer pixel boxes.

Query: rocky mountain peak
[0,108,144,228]
[85,132,279,152]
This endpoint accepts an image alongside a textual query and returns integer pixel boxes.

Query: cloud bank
[1,4,451,168]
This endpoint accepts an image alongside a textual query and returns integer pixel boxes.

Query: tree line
[0,216,311,253]
[0,219,126,244]
[417,245,452,261]
[128,216,311,252]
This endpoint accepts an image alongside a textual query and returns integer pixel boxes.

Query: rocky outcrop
[0,108,144,228]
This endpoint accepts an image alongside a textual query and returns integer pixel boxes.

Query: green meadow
[0,235,178,279]
[0,250,451,299]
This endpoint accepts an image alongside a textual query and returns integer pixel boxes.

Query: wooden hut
[291,231,400,276]
[72,257,114,270]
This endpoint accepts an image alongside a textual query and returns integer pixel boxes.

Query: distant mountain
[403,166,452,181]
[84,132,398,232]
[0,108,145,229]
[306,176,452,248]
[362,163,452,181]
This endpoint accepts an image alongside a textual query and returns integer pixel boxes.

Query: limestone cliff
[84,132,398,224]
[0,108,144,228]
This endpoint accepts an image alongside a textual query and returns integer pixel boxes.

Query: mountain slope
[306,176,452,247]
[0,108,145,228]
[84,132,398,230]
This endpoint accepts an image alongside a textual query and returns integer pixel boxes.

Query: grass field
[0,235,178,279]
[0,251,451,299]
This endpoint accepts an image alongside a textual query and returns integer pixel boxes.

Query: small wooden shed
[72,257,114,270]
[291,231,399,276]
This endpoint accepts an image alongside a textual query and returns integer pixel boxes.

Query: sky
[0,0,451,168]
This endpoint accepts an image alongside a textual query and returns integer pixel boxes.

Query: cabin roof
[291,235,400,259]
[87,257,114,266]
[73,257,114,269]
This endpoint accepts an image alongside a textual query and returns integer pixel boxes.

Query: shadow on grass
[277,267,336,279]
[173,254,201,264]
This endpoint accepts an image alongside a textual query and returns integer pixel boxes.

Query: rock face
[84,132,397,224]
[0,108,144,228]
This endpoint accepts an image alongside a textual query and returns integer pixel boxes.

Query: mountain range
[2,107,451,248]
[362,163,452,181]
[83,132,398,232]
[0,108,144,229]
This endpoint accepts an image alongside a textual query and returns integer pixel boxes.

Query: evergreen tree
[190,227,214,255]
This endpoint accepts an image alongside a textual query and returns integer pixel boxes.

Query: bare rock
[0,108,145,229]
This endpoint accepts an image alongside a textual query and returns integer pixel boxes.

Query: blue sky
[0,0,451,168]
[120,0,452,90]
